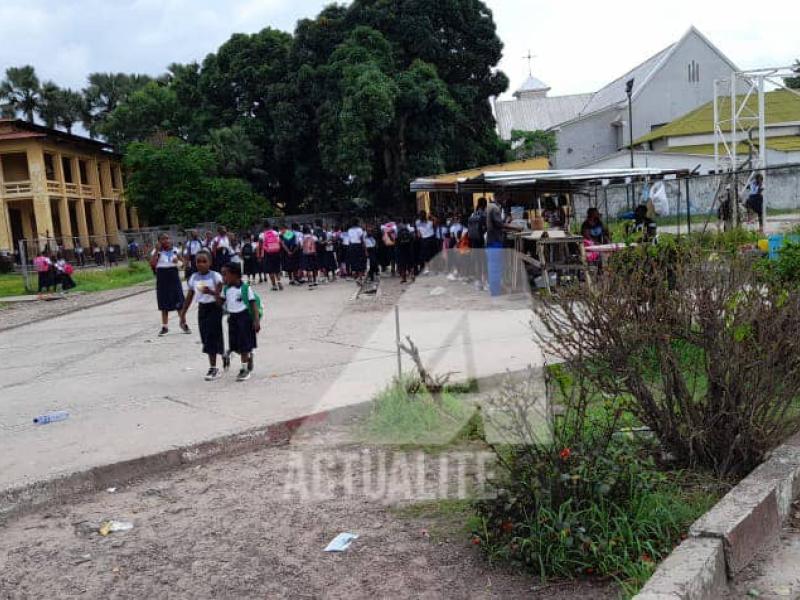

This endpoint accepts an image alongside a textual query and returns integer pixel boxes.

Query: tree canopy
[0,0,509,220]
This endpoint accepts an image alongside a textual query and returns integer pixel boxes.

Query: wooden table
[511,231,588,292]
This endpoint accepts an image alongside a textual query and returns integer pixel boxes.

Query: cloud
[0,0,795,101]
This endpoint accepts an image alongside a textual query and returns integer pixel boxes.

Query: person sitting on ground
[581,208,611,245]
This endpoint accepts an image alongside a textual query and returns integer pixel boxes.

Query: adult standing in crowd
[486,194,521,296]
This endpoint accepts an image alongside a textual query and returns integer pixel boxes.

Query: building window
[688,60,700,83]
[78,160,89,185]
[44,154,56,181]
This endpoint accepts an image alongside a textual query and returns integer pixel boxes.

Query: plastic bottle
[33,411,70,425]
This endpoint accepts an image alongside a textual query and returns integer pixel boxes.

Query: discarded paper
[324,532,358,552]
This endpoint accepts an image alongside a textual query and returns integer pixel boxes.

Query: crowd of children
[33,250,76,293]
[154,211,501,383]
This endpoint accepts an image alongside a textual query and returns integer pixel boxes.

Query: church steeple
[513,75,551,99]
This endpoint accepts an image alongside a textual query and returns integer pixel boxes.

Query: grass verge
[0,261,154,298]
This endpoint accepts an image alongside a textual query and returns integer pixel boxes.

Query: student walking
[211,226,232,272]
[185,230,203,281]
[219,263,261,382]
[241,234,258,284]
[282,225,302,285]
[302,225,319,288]
[34,251,54,293]
[396,220,415,284]
[347,219,367,283]
[365,225,378,282]
[150,233,189,337]
[179,250,225,381]
[321,227,338,282]
[260,221,284,291]
[55,254,76,291]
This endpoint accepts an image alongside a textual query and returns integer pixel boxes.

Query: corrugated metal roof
[495,93,593,140]
[636,89,800,144]
[579,43,675,116]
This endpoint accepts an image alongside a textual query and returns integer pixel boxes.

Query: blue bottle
[33,411,69,425]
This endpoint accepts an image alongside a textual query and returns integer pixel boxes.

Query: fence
[574,163,800,235]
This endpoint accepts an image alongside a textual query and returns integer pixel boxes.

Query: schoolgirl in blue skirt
[179,250,225,381]
[220,263,260,382]
[150,233,188,337]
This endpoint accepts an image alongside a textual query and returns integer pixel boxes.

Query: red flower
[560,448,572,460]
[501,521,514,534]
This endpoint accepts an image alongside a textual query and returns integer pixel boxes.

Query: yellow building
[0,119,138,258]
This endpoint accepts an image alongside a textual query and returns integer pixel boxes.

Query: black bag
[397,227,413,245]
[468,210,486,241]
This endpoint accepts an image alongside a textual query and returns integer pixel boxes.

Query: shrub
[474,370,718,592]
[536,242,800,478]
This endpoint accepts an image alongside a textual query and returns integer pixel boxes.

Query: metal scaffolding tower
[713,66,800,228]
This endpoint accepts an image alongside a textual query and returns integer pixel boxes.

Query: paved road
[0,275,541,492]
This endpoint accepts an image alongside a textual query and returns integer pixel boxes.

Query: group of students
[150,233,260,383]
[151,206,508,382]
[33,250,76,293]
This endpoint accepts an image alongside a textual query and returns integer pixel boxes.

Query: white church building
[494,27,739,169]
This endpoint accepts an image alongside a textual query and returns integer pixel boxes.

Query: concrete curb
[0,283,154,333]
[0,402,370,525]
[635,432,800,599]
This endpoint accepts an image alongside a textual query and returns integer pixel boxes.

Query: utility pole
[626,78,635,169]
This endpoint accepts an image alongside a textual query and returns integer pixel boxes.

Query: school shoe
[181,323,191,335]
[236,367,251,382]
[205,368,221,381]
[158,327,169,337]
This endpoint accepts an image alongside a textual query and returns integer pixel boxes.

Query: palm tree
[83,72,152,137]
[38,81,62,128]
[0,65,41,122]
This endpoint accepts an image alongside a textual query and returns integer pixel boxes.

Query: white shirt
[213,235,231,251]
[224,284,256,315]
[188,271,223,304]
[187,239,203,256]
[417,220,434,239]
[154,249,179,269]
[347,227,365,244]
[450,223,464,237]
[230,244,242,264]
[365,235,377,249]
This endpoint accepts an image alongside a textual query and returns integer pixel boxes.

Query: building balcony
[65,182,79,196]
[46,180,63,195]
[80,184,95,198]
[3,181,32,197]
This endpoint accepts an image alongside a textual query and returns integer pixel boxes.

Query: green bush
[474,370,720,595]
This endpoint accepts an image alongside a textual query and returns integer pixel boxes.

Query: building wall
[632,31,735,143]
[553,109,620,168]
[0,136,130,256]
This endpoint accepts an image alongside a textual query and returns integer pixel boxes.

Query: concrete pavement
[0,275,542,493]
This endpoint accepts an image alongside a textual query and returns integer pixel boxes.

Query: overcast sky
[0,0,797,99]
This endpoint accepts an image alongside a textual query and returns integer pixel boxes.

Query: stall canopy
[411,167,689,195]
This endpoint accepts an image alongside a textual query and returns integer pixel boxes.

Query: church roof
[514,75,550,97]
[495,93,594,140]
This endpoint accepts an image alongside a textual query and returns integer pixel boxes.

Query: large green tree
[39,83,85,134]
[124,139,270,228]
[83,72,153,137]
[0,65,41,122]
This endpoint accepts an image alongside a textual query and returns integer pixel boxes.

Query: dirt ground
[0,419,615,600]
[0,283,152,332]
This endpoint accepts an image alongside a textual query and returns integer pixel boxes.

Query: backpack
[264,230,281,254]
[64,263,75,276]
[282,231,298,251]
[242,242,255,260]
[397,227,413,246]
[224,282,264,320]
[468,210,486,241]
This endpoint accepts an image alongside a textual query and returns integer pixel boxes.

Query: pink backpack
[264,230,281,254]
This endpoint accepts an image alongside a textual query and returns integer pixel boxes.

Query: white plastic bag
[651,181,670,216]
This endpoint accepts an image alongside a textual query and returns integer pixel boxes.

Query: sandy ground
[0,419,616,600]
[724,503,800,599]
